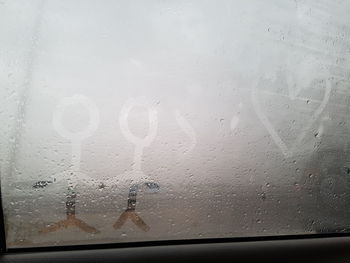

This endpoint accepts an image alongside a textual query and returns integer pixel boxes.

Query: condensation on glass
[1,0,350,248]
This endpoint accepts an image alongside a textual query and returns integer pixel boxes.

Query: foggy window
[1,0,350,248]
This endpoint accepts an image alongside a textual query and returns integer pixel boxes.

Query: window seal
[5,232,350,254]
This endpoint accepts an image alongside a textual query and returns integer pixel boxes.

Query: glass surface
[1,0,350,248]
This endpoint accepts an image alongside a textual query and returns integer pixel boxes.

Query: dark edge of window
[5,232,350,254]
[0,183,7,253]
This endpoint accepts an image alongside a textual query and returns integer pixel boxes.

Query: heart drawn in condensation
[251,78,332,157]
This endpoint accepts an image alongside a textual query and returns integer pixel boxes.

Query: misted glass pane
[1,0,350,248]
